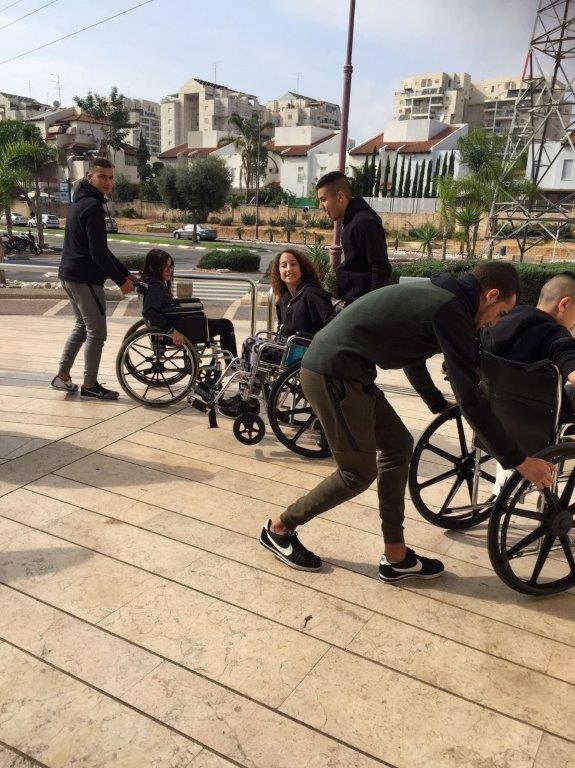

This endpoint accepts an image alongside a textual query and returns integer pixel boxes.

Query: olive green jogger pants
[280,367,414,544]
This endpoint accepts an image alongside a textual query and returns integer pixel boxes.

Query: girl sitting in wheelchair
[140,248,238,358]
[219,248,336,417]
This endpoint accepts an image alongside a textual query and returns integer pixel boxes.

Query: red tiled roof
[120,142,137,156]
[52,113,110,127]
[349,125,459,155]
[157,143,219,160]
[265,132,336,157]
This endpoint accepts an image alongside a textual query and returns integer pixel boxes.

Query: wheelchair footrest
[189,397,208,413]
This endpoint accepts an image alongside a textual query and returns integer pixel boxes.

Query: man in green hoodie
[260,262,555,581]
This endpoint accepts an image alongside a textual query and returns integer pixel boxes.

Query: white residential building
[123,97,161,156]
[0,91,50,121]
[266,92,341,130]
[394,73,471,124]
[526,134,575,195]
[348,119,468,195]
[160,78,270,153]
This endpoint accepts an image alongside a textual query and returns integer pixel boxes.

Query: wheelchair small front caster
[233,413,265,445]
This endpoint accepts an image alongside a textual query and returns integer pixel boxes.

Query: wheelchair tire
[123,319,146,340]
[267,363,331,459]
[487,442,575,595]
[116,327,199,407]
[409,405,496,529]
[233,413,265,445]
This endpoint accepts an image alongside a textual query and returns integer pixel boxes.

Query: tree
[389,155,398,197]
[424,160,433,198]
[174,156,232,241]
[0,120,42,233]
[412,163,420,200]
[455,203,482,258]
[111,173,135,202]
[220,112,274,201]
[412,222,439,259]
[457,126,505,181]
[403,157,412,198]
[1,138,57,247]
[448,150,455,177]
[350,164,366,196]
[136,134,151,184]
[361,155,370,195]
[436,174,459,259]
[416,160,425,198]
[431,155,441,197]
[74,87,135,157]
[374,158,382,198]
[369,149,377,196]
[397,157,405,199]
[440,153,449,179]
[156,165,183,211]
[381,156,389,198]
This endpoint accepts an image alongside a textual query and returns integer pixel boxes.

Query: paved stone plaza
[0,311,574,768]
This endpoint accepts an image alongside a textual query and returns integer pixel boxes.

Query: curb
[0,287,122,300]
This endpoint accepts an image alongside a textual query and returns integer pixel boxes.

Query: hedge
[390,259,575,306]
[197,248,260,272]
[118,254,146,271]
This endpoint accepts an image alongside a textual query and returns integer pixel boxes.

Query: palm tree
[454,204,482,259]
[436,175,459,260]
[2,139,57,248]
[0,120,42,233]
[219,113,274,202]
[412,222,439,259]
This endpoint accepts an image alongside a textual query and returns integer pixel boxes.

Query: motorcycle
[20,230,42,255]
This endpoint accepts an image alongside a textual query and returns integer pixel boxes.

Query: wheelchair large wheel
[267,364,331,459]
[409,405,497,529]
[123,319,146,340]
[488,442,575,595]
[116,328,199,407]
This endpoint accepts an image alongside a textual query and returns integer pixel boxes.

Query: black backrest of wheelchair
[480,350,562,455]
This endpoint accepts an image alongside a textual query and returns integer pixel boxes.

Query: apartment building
[123,97,161,156]
[160,77,269,153]
[394,73,471,124]
[0,92,49,121]
[266,92,341,130]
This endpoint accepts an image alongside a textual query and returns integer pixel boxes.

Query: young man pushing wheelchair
[260,261,555,580]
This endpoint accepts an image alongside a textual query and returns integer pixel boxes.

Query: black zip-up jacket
[276,282,335,338]
[141,277,178,333]
[303,272,525,468]
[58,179,129,287]
[338,196,391,304]
[481,304,575,379]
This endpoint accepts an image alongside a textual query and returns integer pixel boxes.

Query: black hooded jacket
[481,304,575,379]
[303,272,525,468]
[338,196,391,304]
[275,282,335,338]
[58,179,129,287]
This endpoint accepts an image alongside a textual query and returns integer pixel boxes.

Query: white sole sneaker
[50,376,78,393]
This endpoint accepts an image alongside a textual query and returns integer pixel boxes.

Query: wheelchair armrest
[254,330,279,341]
[174,297,203,306]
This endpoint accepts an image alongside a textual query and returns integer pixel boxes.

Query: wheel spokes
[506,524,546,559]
[418,467,459,490]
[529,533,556,585]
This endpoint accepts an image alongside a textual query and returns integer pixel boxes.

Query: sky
[0,0,538,142]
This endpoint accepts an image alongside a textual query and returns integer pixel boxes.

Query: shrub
[389,259,575,306]
[306,215,319,228]
[277,215,298,228]
[235,226,245,240]
[220,215,233,226]
[323,269,338,297]
[197,248,260,272]
[317,216,332,230]
[265,227,275,242]
[314,233,325,245]
[306,244,330,281]
[208,215,221,224]
[241,212,257,225]
[122,207,141,219]
[117,254,146,271]
[267,216,279,227]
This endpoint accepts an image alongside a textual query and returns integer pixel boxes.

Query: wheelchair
[188,329,331,459]
[116,290,231,408]
[408,350,575,595]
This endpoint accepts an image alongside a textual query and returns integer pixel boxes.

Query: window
[297,166,305,183]
[561,159,573,180]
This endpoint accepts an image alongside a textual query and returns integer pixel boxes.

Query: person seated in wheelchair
[219,248,335,417]
[140,248,238,357]
[481,271,575,493]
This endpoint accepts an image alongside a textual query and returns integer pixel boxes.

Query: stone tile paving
[0,313,573,767]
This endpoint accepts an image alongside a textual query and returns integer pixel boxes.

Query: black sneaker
[260,519,322,571]
[219,395,260,418]
[379,548,444,582]
[80,383,120,400]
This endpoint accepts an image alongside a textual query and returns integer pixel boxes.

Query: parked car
[105,216,118,234]
[172,223,217,241]
[0,212,28,226]
[27,214,60,229]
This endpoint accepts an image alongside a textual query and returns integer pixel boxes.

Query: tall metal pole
[329,0,356,269]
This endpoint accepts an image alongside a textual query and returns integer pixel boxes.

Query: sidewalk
[0,313,573,768]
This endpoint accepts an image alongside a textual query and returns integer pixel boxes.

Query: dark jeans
[280,368,414,544]
[175,316,237,357]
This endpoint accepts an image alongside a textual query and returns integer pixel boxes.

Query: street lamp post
[329,0,356,269]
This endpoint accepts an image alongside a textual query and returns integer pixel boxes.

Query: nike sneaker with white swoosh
[379,548,444,582]
[260,519,322,571]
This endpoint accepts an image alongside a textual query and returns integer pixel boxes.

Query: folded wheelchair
[115,288,330,459]
[408,350,575,595]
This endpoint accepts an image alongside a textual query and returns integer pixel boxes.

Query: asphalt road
[3,233,279,284]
